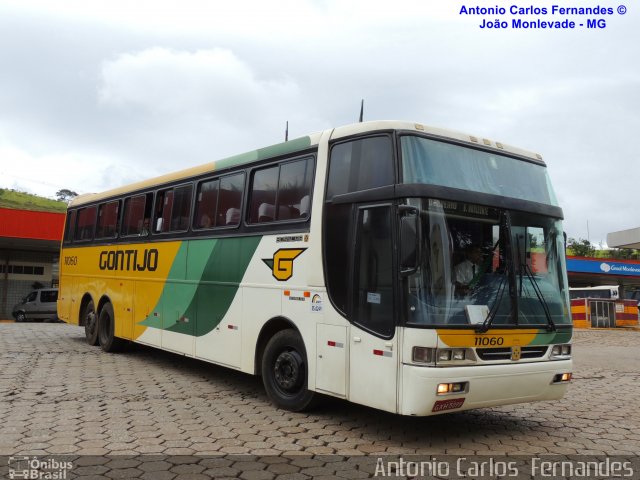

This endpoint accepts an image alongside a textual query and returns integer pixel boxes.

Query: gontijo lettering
[99,249,158,271]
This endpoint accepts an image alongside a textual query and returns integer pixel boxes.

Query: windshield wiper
[476,259,509,333]
[477,215,511,333]
[521,262,557,331]
[514,230,556,332]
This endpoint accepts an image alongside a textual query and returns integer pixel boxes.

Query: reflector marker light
[327,341,344,348]
[373,349,392,357]
[227,325,238,330]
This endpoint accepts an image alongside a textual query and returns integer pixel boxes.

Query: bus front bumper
[400,359,572,416]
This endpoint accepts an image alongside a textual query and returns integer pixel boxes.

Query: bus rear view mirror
[399,206,420,276]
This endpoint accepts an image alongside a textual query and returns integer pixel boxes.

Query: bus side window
[96,200,119,239]
[74,206,97,241]
[170,185,192,231]
[326,136,393,200]
[154,190,173,233]
[122,193,153,236]
[219,173,244,227]
[249,158,313,224]
[194,179,219,229]
[64,210,77,243]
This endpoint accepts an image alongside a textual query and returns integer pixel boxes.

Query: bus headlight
[452,349,466,361]
[412,347,476,365]
[412,347,434,364]
[438,350,452,362]
[551,344,572,359]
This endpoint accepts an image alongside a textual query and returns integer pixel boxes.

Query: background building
[0,206,65,319]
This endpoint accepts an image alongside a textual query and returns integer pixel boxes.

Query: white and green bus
[58,120,573,415]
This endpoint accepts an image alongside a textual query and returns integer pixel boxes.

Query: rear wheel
[98,303,125,352]
[83,300,98,346]
[261,329,315,412]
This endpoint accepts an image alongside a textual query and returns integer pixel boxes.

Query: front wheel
[261,329,315,412]
[83,300,98,345]
[98,303,125,352]
[15,312,26,323]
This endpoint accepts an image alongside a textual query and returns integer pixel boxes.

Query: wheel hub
[274,351,303,391]
[86,311,96,331]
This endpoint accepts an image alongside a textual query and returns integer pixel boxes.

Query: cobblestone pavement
[0,324,639,478]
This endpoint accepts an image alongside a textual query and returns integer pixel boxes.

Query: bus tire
[98,303,124,352]
[261,329,315,412]
[83,300,99,346]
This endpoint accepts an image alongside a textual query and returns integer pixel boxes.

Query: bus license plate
[432,398,465,412]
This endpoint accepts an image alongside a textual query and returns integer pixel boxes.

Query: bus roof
[69,120,545,208]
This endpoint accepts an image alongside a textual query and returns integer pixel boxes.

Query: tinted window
[277,159,313,220]
[327,136,393,199]
[353,206,395,336]
[219,173,244,227]
[170,185,193,231]
[401,135,556,206]
[96,201,119,239]
[194,179,219,229]
[154,189,174,233]
[323,204,352,314]
[64,210,76,243]
[122,194,153,236]
[74,206,97,241]
[153,185,192,233]
[40,290,58,302]
[250,166,278,223]
[249,158,313,223]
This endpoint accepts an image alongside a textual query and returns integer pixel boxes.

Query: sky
[0,0,637,246]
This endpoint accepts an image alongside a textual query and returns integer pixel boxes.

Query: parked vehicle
[12,288,59,322]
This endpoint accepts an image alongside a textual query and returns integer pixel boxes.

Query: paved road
[0,324,638,478]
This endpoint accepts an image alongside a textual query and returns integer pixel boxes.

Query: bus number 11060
[475,336,504,346]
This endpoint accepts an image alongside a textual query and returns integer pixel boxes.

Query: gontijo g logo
[263,248,306,281]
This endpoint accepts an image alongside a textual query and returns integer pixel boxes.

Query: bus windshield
[405,199,571,327]
[401,135,559,206]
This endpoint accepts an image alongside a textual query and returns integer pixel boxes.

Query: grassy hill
[0,189,67,213]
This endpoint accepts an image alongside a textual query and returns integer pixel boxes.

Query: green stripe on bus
[530,330,573,345]
[139,236,261,336]
[215,136,312,171]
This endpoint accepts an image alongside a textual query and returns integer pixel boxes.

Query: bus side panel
[195,285,243,368]
[187,237,260,367]
[238,235,318,383]
[134,280,162,347]
[57,254,73,323]
[113,278,133,340]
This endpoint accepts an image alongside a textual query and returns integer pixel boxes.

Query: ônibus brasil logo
[263,248,306,281]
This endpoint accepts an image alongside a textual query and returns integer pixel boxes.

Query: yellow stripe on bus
[437,329,540,348]
[60,241,182,340]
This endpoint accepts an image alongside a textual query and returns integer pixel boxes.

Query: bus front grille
[476,346,549,361]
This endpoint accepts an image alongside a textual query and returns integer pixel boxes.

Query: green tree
[567,237,596,257]
[55,189,78,202]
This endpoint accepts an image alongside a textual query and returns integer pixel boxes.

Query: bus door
[348,204,398,413]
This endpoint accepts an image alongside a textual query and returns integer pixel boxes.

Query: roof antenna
[285,121,289,141]
[359,99,364,123]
